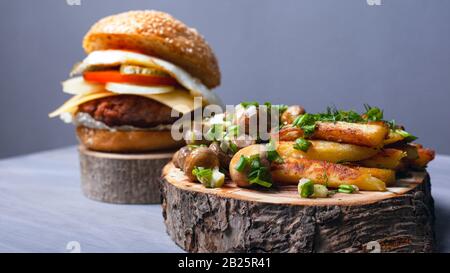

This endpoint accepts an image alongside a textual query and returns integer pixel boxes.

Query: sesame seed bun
[76,126,184,153]
[83,10,220,89]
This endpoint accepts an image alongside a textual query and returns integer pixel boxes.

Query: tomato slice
[83,71,179,86]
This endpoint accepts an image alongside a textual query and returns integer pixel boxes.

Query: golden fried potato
[276,121,389,148]
[358,148,407,170]
[276,140,378,163]
[314,121,389,148]
[229,144,266,187]
[271,157,386,191]
[352,166,396,186]
[409,144,435,169]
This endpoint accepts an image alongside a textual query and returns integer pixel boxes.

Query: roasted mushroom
[172,146,192,169]
[209,142,233,171]
[183,147,220,181]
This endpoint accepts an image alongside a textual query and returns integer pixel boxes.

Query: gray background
[1,0,449,158]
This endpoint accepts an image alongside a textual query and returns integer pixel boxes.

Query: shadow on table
[435,202,450,253]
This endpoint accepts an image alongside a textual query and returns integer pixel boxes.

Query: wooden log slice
[161,162,435,253]
[79,145,174,204]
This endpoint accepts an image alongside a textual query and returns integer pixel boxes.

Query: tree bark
[79,146,174,204]
[161,163,435,253]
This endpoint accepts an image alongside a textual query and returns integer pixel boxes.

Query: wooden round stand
[161,162,435,253]
[78,146,174,204]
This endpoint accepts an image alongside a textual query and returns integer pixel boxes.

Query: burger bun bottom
[76,126,184,153]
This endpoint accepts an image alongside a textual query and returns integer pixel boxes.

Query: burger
[49,10,222,152]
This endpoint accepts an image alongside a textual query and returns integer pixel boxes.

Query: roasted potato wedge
[408,144,435,169]
[352,166,396,186]
[276,121,389,148]
[271,157,386,191]
[229,144,267,187]
[276,140,379,163]
[314,121,389,148]
[358,148,407,170]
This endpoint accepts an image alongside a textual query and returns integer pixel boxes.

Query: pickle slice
[120,64,169,77]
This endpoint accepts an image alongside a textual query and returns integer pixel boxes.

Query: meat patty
[77,95,176,128]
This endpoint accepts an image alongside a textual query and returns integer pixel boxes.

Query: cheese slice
[48,92,118,118]
[49,89,196,118]
[71,50,224,108]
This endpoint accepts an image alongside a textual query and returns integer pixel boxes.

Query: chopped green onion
[187,144,207,150]
[235,155,249,172]
[249,176,272,188]
[208,168,225,188]
[312,184,329,198]
[293,138,312,152]
[396,129,418,142]
[248,166,272,188]
[364,104,384,121]
[192,167,213,183]
[229,142,239,154]
[266,140,284,163]
[387,119,397,130]
[240,101,259,108]
[237,154,273,188]
[292,114,317,137]
[250,155,261,170]
[291,105,391,138]
[337,184,359,194]
[298,178,314,198]
[193,167,225,188]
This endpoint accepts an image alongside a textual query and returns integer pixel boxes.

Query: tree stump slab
[161,162,435,253]
[79,145,174,204]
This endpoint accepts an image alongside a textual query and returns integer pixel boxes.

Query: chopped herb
[396,129,418,142]
[235,155,249,172]
[293,138,312,152]
[387,119,397,130]
[187,144,207,150]
[292,105,390,138]
[248,166,272,188]
[312,184,329,198]
[337,184,359,194]
[292,113,317,137]
[298,178,314,198]
[264,102,288,114]
[235,154,272,188]
[240,101,288,114]
[192,167,213,183]
[229,142,239,154]
[193,167,225,188]
[266,139,284,163]
[240,101,259,108]
[364,104,384,121]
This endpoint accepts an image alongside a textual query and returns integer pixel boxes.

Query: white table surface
[0,146,449,253]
